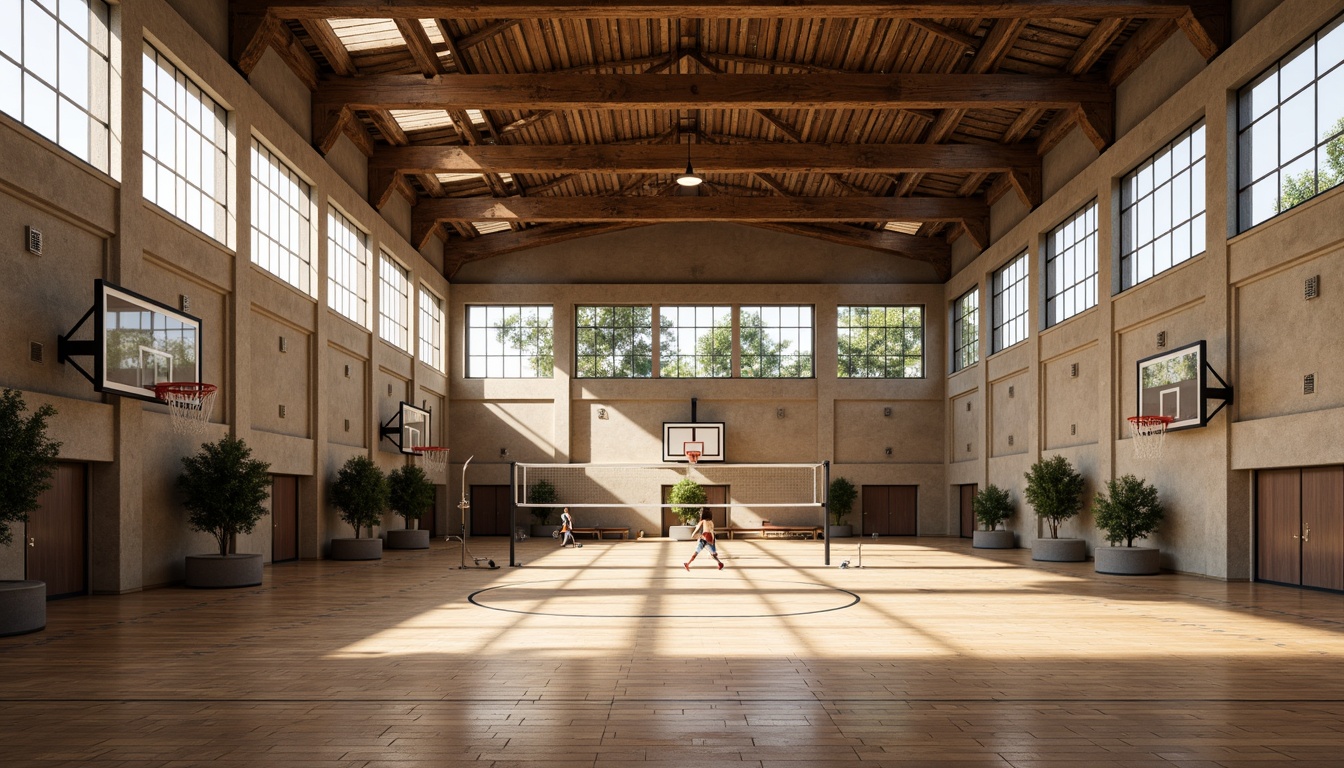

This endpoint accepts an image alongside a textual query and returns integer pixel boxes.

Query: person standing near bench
[559,507,578,548]
[683,509,724,571]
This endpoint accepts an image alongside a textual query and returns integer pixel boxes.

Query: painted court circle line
[468,577,862,618]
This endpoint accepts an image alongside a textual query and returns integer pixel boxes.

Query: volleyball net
[513,462,827,509]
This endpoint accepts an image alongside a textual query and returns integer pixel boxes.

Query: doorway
[271,475,299,563]
[470,485,513,536]
[27,462,87,598]
[862,485,918,536]
[1257,466,1344,591]
[959,484,978,538]
[661,485,729,536]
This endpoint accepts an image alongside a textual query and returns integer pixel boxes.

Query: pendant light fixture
[676,139,703,187]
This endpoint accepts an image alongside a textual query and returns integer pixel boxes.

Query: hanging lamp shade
[676,141,703,186]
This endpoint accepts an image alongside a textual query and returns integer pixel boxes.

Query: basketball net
[153,382,218,436]
[684,441,704,465]
[1127,415,1173,460]
[413,446,450,482]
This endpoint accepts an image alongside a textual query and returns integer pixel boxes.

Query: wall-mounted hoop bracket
[1205,361,1233,422]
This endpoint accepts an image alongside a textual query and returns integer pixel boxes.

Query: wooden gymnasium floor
[4,537,1344,767]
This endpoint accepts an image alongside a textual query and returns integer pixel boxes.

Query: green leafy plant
[388,464,436,528]
[667,477,707,525]
[0,389,61,547]
[178,435,272,557]
[972,484,1014,531]
[1023,455,1085,539]
[331,456,388,538]
[828,477,857,525]
[1093,474,1165,547]
[527,479,559,525]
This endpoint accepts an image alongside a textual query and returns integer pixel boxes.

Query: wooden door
[1301,466,1344,591]
[662,485,728,535]
[862,485,891,535]
[1256,468,1301,585]
[960,484,978,538]
[471,485,512,536]
[889,486,918,535]
[27,462,87,598]
[271,475,298,563]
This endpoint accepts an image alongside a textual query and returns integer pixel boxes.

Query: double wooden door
[862,485,918,536]
[471,485,513,536]
[661,485,729,535]
[1257,466,1344,591]
[271,475,299,563]
[27,462,87,598]
[959,484,978,538]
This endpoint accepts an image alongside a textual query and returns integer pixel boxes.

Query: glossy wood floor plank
[4,538,1344,766]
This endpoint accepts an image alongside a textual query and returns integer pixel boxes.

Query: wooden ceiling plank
[314,72,1112,112]
[907,19,979,50]
[1066,17,1128,74]
[231,12,276,75]
[458,19,524,50]
[368,110,411,145]
[240,3,1209,22]
[395,17,446,76]
[448,223,647,261]
[749,222,950,276]
[414,195,988,222]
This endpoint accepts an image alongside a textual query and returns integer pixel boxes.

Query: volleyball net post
[512,461,830,564]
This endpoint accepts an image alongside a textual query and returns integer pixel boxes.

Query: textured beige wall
[943,0,1344,579]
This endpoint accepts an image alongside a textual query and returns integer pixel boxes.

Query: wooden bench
[723,526,823,540]
[570,527,630,540]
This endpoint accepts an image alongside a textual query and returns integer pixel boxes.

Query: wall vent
[1007,434,1015,446]
[388,383,394,396]
[344,418,350,432]
[29,341,43,363]
[25,226,42,255]
[883,406,892,417]
[884,447,892,456]
[1156,330,1167,347]
[1070,423,1077,436]
[966,443,972,453]
[279,336,288,353]
[965,401,971,412]
[1070,362,1079,378]
[1304,374,1316,395]
[344,364,351,378]
[1008,385,1015,398]
[179,294,191,312]
[1305,275,1320,300]
[279,404,288,418]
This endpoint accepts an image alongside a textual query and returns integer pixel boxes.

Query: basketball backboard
[380,401,432,455]
[662,422,725,462]
[59,280,203,402]
[1136,341,1205,431]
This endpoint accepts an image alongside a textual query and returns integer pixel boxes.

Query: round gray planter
[0,580,46,636]
[385,529,431,550]
[828,524,853,539]
[185,554,263,588]
[330,537,383,560]
[1095,546,1161,575]
[531,524,560,539]
[973,530,1016,549]
[1032,537,1088,562]
[669,525,696,541]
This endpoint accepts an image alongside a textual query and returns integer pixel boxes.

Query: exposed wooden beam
[395,17,444,76]
[457,19,524,50]
[413,195,988,223]
[446,223,648,266]
[299,18,357,76]
[316,73,1111,112]
[1107,17,1178,85]
[372,143,1041,176]
[907,19,980,50]
[231,12,275,75]
[236,2,1216,22]
[750,223,951,278]
[1066,17,1129,75]
[1177,1,1229,60]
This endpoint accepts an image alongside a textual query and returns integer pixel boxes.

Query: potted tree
[0,389,60,636]
[828,477,857,538]
[178,435,271,588]
[527,479,560,538]
[1024,455,1087,562]
[1092,474,1165,575]
[971,484,1016,549]
[667,477,706,541]
[386,464,436,550]
[329,455,388,560]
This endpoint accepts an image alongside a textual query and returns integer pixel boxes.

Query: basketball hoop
[1127,415,1174,460]
[684,441,704,465]
[412,446,449,480]
[153,382,218,436]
